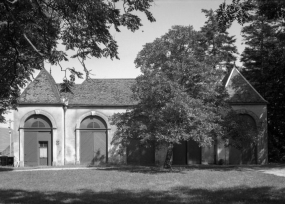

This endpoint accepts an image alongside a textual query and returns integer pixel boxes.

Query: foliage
[111,23,243,167]
[222,111,258,150]
[0,0,155,122]
[216,0,285,27]
[240,11,285,162]
[200,9,238,72]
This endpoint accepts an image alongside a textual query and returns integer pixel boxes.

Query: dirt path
[258,168,285,177]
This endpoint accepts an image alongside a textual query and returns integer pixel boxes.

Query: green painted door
[80,131,107,165]
[80,131,94,164]
[24,131,38,167]
[93,131,107,164]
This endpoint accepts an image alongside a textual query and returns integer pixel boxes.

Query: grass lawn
[0,165,285,204]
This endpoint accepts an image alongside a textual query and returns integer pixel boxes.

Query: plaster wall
[64,107,128,165]
[13,106,64,166]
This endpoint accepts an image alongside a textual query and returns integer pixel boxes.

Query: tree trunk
[163,142,173,169]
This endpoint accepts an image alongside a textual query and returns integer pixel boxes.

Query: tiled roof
[19,69,61,104]
[59,79,136,106]
[19,67,266,106]
[225,68,267,104]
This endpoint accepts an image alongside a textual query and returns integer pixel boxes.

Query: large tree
[217,0,285,162]
[0,0,155,122]
[216,0,285,28]
[111,23,245,168]
[240,11,285,162]
[200,9,238,72]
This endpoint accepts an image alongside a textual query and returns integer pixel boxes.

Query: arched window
[24,115,52,128]
[80,116,107,129]
[239,114,257,132]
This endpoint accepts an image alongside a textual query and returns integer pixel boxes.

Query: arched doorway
[24,115,53,166]
[229,114,257,164]
[79,116,108,165]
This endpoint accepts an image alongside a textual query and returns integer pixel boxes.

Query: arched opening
[24,115,53,166]
[229,114,258,164]
[79,116,108,165]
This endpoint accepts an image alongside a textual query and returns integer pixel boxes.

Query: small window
[31,121,38,127]
[87,122,101,129]
[39,142,48,158]
[39,121,45,127]
[24,115,52,128]
[80,116,106,129]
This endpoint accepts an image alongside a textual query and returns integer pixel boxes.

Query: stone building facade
[12,68,268,167]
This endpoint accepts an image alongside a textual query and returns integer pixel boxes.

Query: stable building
[12,68,268,167]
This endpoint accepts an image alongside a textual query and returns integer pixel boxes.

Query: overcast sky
[45,0,244,84]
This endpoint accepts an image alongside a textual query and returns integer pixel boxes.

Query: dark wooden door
[173,141,187,165]
[24,131,38,167]
[127,139,140,164]
[188,139,201,164]
[229,145,241,165]
[140,142,155,165]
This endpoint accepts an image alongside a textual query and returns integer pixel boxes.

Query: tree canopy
[240,8,285,162]
[111,13,250,167]
[0,0,155,122]
[216,0,285,27]
[217,0,285,162]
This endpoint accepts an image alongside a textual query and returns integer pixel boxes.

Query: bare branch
[3,0,44,57]
[23,34,44,56]
[6,0,18,4]
[77,56,90,79]
[0,21,8,27]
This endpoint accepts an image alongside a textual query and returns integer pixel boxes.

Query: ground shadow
[0,166,14,172]
[0,186,284,204]
[93,163,285,174]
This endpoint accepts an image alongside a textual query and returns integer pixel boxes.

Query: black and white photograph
[0,0,285,203]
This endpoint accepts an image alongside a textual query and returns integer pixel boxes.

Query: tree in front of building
[0,0,155,123]
[111,21,250,167]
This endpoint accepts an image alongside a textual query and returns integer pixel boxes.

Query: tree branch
[3,0,44,57]
[6,0,18,4]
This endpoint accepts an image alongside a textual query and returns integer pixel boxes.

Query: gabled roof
[19,67,266,106]
[225,68,268,104]
[60,78,136,106]
[19,69,61,104]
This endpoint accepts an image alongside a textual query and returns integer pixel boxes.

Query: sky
[0,0,244,128]
[46,0,244,84]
